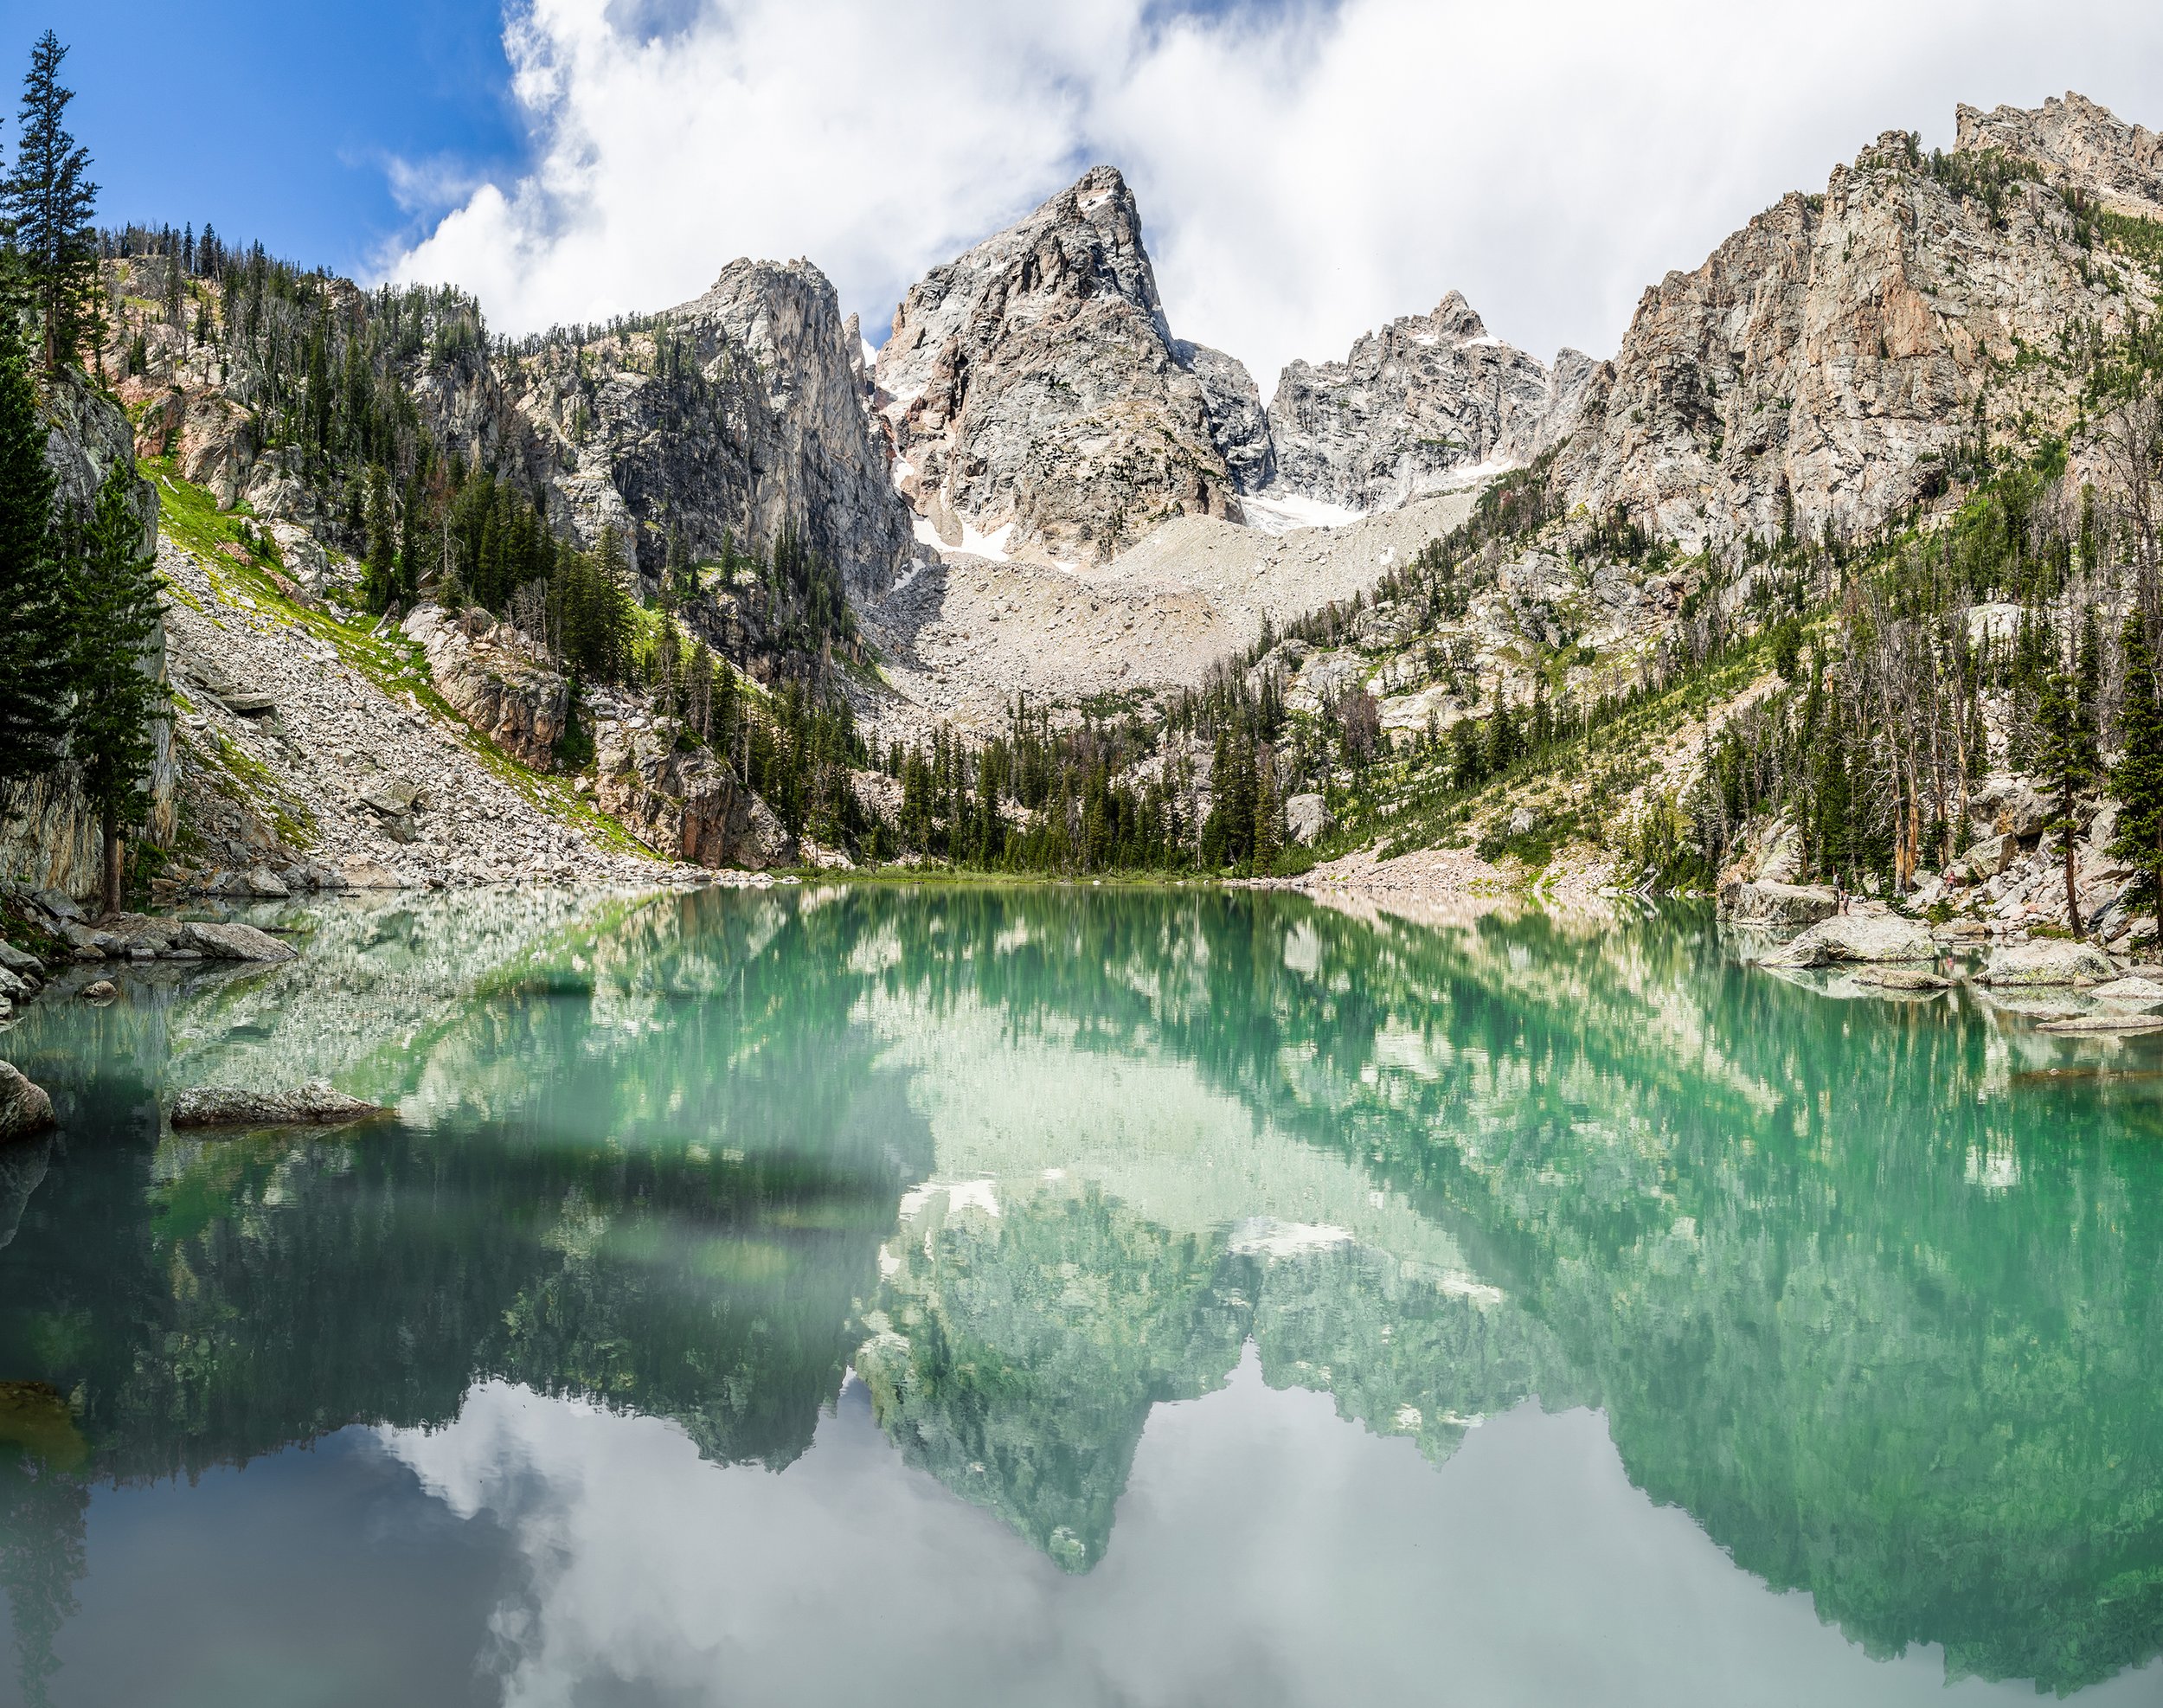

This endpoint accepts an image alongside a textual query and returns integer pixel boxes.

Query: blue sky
[0,1,517,274]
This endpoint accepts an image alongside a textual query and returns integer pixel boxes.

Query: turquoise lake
[2,883,2161,1706]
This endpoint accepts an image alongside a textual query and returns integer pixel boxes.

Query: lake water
[2,884,2160,1707]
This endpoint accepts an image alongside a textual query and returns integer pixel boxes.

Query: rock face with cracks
[1267,292,1593,513]
[0,1063,55,1145]
[876,165,1248,563]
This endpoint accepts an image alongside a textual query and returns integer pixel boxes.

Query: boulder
[1969,777,2051,839]
[80,980,117,1003]
[179,920,298,963]
[1720,880,1839,929]
[2094,975,2163,1005]
[170,1079,385,1128]
[1761,914,1936,966]
[0,1061,54,1143]
[1852,966,1953,990]
[358,776,422,819]
[1955,833,2015,880]
[243,865,290,898]
[334,857,404,889]
[1286,793,1332,847]
[1977,939,2115,986]
[0,941,42,977]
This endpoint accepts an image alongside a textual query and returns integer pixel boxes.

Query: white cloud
[386,0,2163,389]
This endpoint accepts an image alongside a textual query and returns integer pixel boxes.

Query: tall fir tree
[2112,611,2163,941]
[0,305,71,784]
[69,465,166,913]
[2035,646,2099,936]
[361,464,395,613]
[3,33,99,372]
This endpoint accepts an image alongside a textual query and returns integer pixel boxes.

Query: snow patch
[1242,491,1365,536]
[914,513,1017,562]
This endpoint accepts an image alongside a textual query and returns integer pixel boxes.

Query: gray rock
[0,1061,55,1143]
[1286,793,1332,847]
[2091,974,2163,1005]
[876,165,1241,563]
[1762,914,1936,966]
[359,776,422,818]
[219,690,278,716]
[1852,966,1954,990]
[170,1079,386,1128]
[2037,1012,2163,1034]
[1956,833,2016,880]
[0,941,41,977]
[1721,880,1839,929]
[243,865,290,898]
[179,920,299,963]
[1980,939,2116,986]
[32,889,83,923]
[1268,292,1573,512]
[80,979,117,1002]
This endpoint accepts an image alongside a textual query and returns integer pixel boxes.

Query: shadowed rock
[170,1080,386,1128]
[0,1061,56,1143]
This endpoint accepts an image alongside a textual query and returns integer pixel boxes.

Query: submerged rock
[1762,915,1935,966]
[1978,940,2115,986]
[0,1061,55,1143]
[170,1079,385,1128]
[179,920,299,962]
[1852,966,1953,991]
[2037,1012,2163,1034]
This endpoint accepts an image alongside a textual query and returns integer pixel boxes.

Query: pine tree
[2112,611,2163,941]
[362,464,396,613]
[3,33,99,372]
[0,305,70,785]
[69,465,166,914]
[2036,646,2099,935]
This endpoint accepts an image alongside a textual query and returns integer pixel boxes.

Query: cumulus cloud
[386,0,2163,389]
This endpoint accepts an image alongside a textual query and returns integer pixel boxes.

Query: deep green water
[1,884,2161,1706]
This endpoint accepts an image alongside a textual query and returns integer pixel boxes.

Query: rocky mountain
[875,165,1255,563]
[1557,103,2163,548]
[498,259,917,594]
[130,252,915,596]
[1265,292,1594,513]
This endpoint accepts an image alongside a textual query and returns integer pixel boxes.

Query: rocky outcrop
[594,722,796,870]
[1266,292,1583,512]
[1955,92,2163,219]
[1560,107,2161,549]
[876,165,1242,562]
[402,606,570,770]
[170,1080,385,1128]
[0,1062,55,1144]
[1172,340,1274,492]
[502,259,920,594]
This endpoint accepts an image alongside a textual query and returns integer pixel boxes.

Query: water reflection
[0,886,2160,1700]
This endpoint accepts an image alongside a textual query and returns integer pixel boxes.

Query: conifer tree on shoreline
[68,465,166,915]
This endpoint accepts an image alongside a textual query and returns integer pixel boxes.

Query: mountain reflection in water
[1,884,2160,1705]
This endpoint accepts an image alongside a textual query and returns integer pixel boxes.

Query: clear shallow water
[1,885,2160,1707]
